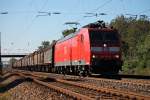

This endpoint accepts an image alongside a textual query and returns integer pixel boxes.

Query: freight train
[13,21,123,75]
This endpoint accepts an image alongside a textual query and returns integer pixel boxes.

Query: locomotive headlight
[115,55,119,58]
[103,43,107,47]
[92,55,96,58]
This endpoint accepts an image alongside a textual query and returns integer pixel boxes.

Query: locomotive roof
[57,20,117,43]
[57,27,117,43]
[88,27,117,31]
[57,30,79,43]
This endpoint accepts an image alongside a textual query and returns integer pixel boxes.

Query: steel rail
[22,70,150,90]
[17,72,93,100]
[56,79,150,100]
[16,71,150,100]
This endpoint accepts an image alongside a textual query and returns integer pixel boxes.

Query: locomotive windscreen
[89,30,119,44]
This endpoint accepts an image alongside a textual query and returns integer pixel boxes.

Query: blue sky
[0,0,150,55]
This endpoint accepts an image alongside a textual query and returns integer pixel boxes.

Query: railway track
[17,70,150,95]
[16,72,92,100]
[82,77,150,96]
[91,74,150,84]
[13,70,150,100]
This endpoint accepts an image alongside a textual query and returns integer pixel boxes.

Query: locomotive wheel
[78,66,84,76]
[78,66,90,77]
[48,67,51,72]
[66,67,70,74]
[113,68,119,74]
[71,66,74,73]
[62,67,66,75]
[59,67,62,74]
[74,66,78,75]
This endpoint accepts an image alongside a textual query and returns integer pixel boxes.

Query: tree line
[111,15,150,75]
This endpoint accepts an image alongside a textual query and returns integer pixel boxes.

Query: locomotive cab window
[89,30,119,44]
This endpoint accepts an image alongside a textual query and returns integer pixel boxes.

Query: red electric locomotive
[54,21,122,75]
[13,21,122,75]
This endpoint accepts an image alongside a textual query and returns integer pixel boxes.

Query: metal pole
[0,32,2,75]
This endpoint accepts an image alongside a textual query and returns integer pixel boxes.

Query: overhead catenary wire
[124,8,150,19]
[76,0,112,23]
[120,0,126,14]
[92,0,112,12]
[25,0,49,31]
[21,0,50,51]
[138,8,150,15]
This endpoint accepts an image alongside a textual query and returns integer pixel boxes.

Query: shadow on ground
[0,73,19,83]
[0,76,32,93]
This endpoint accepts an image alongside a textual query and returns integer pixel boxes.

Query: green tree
[38,41,50,50]
[110,15,150,75]
[9,58,17,67]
